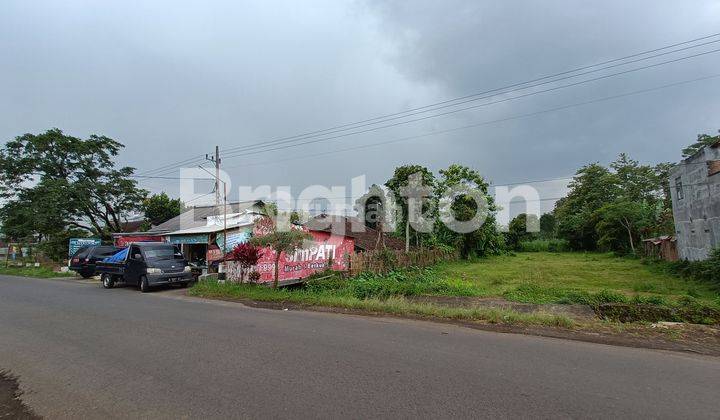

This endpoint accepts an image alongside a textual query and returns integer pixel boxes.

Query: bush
[665,247,720,288]
[304,272,347,293]
[503,283,627,305]
[346,268,479,299]
[517,239,570,253]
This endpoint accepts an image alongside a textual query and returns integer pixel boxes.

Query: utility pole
[198,164,228,255]
[205,146,221,208]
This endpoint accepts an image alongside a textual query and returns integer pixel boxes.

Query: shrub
[226,243,262,267]
[665,247,720,288]
[304,272,347,293]
[518,239,570,253]
[503,284,627,305]
[248,271,261,282]
[346,268,478,299]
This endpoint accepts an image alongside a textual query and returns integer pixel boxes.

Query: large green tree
[385,165,436,251]
[0,129,147,249]
[595,200,656,254]
[554,163,618,250]
[539,213,556,239]
[142,192,183,229]
[434,164,503,258]
[506,213,539,250]
[555,154,674,252]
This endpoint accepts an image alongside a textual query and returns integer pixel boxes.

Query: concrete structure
[669,139,720,260]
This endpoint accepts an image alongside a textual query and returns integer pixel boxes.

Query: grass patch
[435,252,719,305]
[191,252,720,326]
[189,280,574,328]
[0,265,73,278]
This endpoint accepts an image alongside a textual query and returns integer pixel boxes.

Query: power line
[220,39,720,156]
[137,154,206,176]
[212,49,720,163]
[137,33,720,176]
[220,73,720,169]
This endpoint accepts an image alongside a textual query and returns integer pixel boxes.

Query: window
[92,246,122,257]
[130,246,142,260]
[675,177,684,200]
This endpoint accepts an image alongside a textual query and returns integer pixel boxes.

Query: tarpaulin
[103,248,128,263]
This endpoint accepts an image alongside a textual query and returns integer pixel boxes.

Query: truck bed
[95,261,126,275]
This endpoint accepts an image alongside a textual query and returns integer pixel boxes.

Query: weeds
[190,280,574,328]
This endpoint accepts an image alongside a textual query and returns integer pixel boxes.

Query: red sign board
[250,230,354,283]
[114,235,164,247]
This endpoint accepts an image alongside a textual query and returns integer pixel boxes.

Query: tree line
[531,131,719,254]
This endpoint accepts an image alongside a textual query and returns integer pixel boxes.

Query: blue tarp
[103,247,128,263]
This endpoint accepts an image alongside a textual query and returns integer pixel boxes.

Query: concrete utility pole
[215,145,220,207]
[205,146,221,207]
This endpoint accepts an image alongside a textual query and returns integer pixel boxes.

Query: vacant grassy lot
[436,252,718,305]
[190,252,720,326]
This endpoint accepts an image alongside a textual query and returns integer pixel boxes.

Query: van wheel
[101,274,114,289]
[139,276,150,293]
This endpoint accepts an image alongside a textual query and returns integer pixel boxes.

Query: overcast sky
[2,0,719,216]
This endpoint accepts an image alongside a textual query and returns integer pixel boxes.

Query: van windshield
[143,246,181,261]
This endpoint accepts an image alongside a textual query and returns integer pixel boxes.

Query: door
[126,245,144,285]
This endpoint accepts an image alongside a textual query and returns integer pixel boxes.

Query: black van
[96,242,193,292]
[69,245,123,278]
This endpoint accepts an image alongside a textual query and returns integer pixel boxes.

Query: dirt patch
[0,371,41,419]
[186,292,720,357]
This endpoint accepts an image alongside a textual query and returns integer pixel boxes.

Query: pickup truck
[96,242,193,292]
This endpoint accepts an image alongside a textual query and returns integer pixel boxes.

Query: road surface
[1,275,718,419]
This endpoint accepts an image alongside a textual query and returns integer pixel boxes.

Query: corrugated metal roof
[147,201,265,234]
[165,222,254,236]
[303,214,406,251]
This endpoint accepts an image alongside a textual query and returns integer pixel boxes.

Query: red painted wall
[227,230,354,283]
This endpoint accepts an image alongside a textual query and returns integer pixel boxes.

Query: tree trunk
[405,219,410,253]
[623,218,635,254]
[273,252,280,289]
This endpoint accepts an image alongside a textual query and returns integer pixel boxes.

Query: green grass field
[435,252,718,304]
[190,252,720,325]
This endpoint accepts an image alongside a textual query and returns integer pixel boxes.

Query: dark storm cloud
[1,0,719,214]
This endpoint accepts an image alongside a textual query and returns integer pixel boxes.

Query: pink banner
[252,230,354,283]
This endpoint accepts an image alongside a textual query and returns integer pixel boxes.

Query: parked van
[96,243,193,292]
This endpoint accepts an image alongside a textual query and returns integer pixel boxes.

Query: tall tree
[596,200,655,254]
[142,192,183,229]
[554,163,618,250]
[434,164,503,258]
[0,129,147,242]
[539,213,556,239]
[506,213,539,250]
[385,165,436,251]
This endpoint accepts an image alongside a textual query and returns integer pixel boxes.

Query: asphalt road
[1,275,719,419]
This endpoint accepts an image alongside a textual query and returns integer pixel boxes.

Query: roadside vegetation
[0,265,73,278]
[192,252,720,325]
[190,279,575,328]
